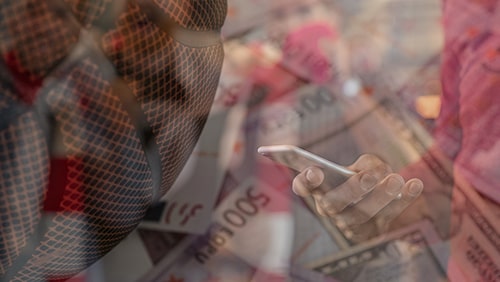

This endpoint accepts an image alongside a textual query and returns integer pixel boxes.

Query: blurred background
[4,0,500,281]
[89,0,451,281]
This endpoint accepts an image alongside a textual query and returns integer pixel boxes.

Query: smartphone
[258,145,355,185]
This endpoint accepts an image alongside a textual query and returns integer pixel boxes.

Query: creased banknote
[307,220,446,282]
[446,173,500,282]
[139,175,342,282]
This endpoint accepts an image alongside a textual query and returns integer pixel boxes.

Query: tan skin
[292,154,426,242]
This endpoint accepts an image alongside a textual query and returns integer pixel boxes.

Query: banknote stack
[94,0,499,281]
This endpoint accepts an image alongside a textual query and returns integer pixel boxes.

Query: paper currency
[241,81,425,175]
[334,0,442,87]
[394,55,442,128]
[222,0,319,38]
[229,74,438,245]
[307,220,447,282]
[446,173,500,282]
[139,175,342,281]
[236,0,442,89]
[135,1,500,281]
[139,99,239,234]
[289,266,340,282]
[137,229,188,265]
[235,2,343,84]
[297,89,500,282]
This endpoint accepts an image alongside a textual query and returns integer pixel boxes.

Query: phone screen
[258,145,355,188]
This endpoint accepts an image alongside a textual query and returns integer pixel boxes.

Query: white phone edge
[257,145,355,177]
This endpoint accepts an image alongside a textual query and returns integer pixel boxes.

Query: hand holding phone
[257,144,424,242]
[257,144,355,187]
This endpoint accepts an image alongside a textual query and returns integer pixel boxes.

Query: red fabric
[3,51,43,105]
[43,158,85,213]
[43,158,69,212]
[48,273,86,282]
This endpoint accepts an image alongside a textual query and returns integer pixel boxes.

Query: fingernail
[386,176,403,196]
[360,174,377,191]
[306,169,322,184]
[408,181,423,197]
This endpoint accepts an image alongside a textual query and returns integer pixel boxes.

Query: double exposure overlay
[1,0,499,281]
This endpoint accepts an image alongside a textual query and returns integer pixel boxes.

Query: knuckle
[379,162,393,175]
[352,154,387,172]
[366,161,392,178]
[357,153,383,165]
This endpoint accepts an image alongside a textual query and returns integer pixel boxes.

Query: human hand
[292,154,423,242]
